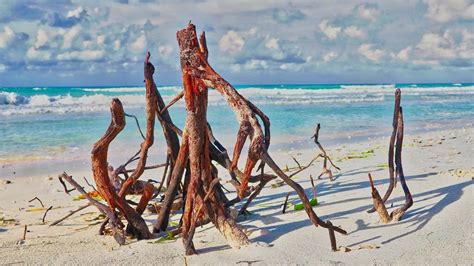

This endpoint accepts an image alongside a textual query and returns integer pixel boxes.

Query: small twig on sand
[50,203,92,226]
[22,225,27,240]
[28,197,44,208]
[309,175,317,199]
[327,221,337,251]
[42,206,53,224]
[282,192,291,214]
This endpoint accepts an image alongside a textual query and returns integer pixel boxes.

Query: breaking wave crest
[1,84,473,116]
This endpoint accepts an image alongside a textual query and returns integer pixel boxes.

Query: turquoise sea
[1,83,473,168]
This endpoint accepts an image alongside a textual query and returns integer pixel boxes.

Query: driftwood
[367,90,413,223]
[311,124,340,181]
[173,24,346,254]
[367,89,401,213]
[60,23,347,254]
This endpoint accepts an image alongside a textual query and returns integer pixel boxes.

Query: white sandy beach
[0,127,472,265]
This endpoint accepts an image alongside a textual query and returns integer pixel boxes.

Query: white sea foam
[81,86,181,93]
[1,85,473,116]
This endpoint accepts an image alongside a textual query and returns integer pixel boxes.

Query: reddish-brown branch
[177,23,346,238]
[90,99,151,239]
[367,173,391,224]
[160,91,184,115]
[177,24,250,254]
[119,52,157,198]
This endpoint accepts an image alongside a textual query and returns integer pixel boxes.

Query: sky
[0,0,473,86]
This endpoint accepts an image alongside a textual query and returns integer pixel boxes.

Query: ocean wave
[81,86,181,93]
[1,84,474,116]
[340,84,396,90]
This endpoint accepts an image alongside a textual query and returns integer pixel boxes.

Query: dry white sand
[1,127,473,265]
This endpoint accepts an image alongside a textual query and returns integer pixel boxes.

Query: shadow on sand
[240,170,471,245]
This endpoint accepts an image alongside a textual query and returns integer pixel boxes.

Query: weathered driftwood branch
[389,107,413,221]
[66,23,348,254]
[367,89,401,213]
[177,26,250,254]
[312,124,340,181]
[90,98,152,240]
[368,90,413,223]
[177,24,347,244]
[59,172,125,244]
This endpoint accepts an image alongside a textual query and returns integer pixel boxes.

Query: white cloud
[343,26,365,38]
[57,50,105,61]
[416,32,456,59]
[27,47,52,61]
[319,20,341,40]
[0,64,6,72]
[219,31,245,54]
[158,45,173,57]
[413,30,474,63]
[96,35,105,46]
[62,26,81,49]
[423,0,474,23]
[34,29,49,49]
[323,51,338,62]
[130,34,147,51]
[358,44,385,62]
[396,46,412,61]
[357,4,379,21]
[0,26,14,49]
[243,59,268,70]
[265,37,279,50]
[67,6,85,18]
[113,40,121,51]
[412,59,439,66]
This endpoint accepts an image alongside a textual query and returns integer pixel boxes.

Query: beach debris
[2,180,12,185]
[50,203,92,226]
[311,124,341,180]
[22,225,27,240]
[309,174,318,199]
[73,191,102,201]
[327,220,337,251]
[42,206,53,224]
[0,217,19,226]
[367,89,413,222]
[339,149,375,161]
[282,192,290,214]
[28,197,44,208]
[336,244,379,252]
[26,207,48,212]
[59,23,346,255]
[294,198,318,211]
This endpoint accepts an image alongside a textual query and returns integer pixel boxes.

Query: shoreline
[1,125,472,264]
[2,123,473,180]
